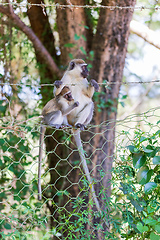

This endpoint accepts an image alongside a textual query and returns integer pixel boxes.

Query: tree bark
[90,0,136,216]
[55,0,90,64]
[27,0,57,60]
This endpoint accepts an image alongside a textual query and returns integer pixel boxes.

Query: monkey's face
[63,92,73,101]
[68,60,89,78]
[81,64,89,78]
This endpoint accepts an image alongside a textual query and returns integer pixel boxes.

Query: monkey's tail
[72,129,101,214]
[38,125,46,201]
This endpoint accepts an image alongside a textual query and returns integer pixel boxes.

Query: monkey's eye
[81,65,89,78]
[69,62,75,70]
[82,65,88,71]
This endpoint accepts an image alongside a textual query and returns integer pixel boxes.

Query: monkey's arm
[62,101,79,116]
[53,80,63,96]
[54,73,70,96]
[82,79,99,98]
[73,102,94,130]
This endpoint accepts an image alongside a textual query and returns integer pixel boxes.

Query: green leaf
[133,153,146,169]
[81,35,87,41]
[84,25,89,29]
[130,199,143,212]
[0,159,3,166]
[137,222,148,233]
[74,34,80,41]
[140,136,148,143]
[144,182,157,194]
[0,139,5,145]
[154,130,160,136]
[137,167,153,185]
[126,145,138,153]
[87,63,92,70]
[64,43,75,48]
[147,205,156,214]
[150,232,160,240]
[148,169,154,180]
[154,174,160,183]
[155,224,160,233]
[80,46,87,55]
[69,53,74,59]
[0,105,7,113]
[0,100,8,114]
[121,94,127,99]
[144,217,157,225]
[142,145,153,153]
[153,156,160,164]
[120,101,125,108]
[3,156,11,162]
[4,223,11,230]
[120,182,132,195]
[89,50,94,57]
[143,211,148,217]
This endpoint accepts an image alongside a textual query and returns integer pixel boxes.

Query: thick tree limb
[0,4,60,77]
[130,20,160,50]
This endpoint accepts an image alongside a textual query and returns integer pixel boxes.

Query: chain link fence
[1,106,160,239]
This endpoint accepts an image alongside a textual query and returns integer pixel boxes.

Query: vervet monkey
[38,86,79,201]
[54,59,101,213]
[54,59,99,130]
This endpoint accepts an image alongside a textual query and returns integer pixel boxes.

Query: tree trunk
[90,0,136,218]
[55,0,91,64]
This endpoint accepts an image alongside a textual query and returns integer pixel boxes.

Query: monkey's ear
[69,61,75,70]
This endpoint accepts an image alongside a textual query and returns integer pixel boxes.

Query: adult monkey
[38,86,79,200]
[54,59,101,213]
[54,59,98,130]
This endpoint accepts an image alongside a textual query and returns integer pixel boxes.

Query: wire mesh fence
[1,106,160,239]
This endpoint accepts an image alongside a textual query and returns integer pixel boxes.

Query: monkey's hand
[75,123,86,131]
[74,101,79,107]
[90,79,99,92]
[54,80,63,88]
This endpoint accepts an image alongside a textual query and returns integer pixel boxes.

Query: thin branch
[130,20,160,50]
[7,0,14,15]
[0,4,61,77]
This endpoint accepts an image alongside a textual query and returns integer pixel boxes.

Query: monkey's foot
[59,124,72,129]
[90,79,99,92]
[54,80,63,88]
[75,123,85,131]
[50,124,62,129]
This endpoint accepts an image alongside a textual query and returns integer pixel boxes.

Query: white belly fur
[67,82,92,125]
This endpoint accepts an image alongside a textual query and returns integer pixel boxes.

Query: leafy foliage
[112,127,160,239]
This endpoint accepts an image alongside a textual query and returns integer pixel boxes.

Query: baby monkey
[38,86,79,200]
